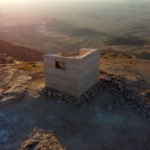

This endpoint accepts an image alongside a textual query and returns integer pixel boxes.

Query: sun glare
[1,0,25,3]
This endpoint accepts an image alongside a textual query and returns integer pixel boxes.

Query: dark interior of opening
[55,61,66,70]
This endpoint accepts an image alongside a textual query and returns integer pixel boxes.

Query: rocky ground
[41,72,150,119]
[0,52,150,150]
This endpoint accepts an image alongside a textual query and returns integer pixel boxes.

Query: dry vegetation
[12,61,43,71]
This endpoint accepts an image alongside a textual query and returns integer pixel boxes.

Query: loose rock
[40,71,150,120]
[48,91,52,97]
[99,74,112,82]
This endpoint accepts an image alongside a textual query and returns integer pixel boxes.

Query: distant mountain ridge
[102,36,148,46]
[0,39,43,62]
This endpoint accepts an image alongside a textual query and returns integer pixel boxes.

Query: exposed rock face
[1,86,26,103]
[19,129,66,150]
[0,66,32,104]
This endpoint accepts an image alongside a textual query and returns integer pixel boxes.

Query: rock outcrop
[0,66,32,104]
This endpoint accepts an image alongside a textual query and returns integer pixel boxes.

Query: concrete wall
[44,48,100,97]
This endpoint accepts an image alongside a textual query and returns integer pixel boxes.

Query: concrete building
[44,48,100,97]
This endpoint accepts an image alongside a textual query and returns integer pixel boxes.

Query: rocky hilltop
[0,40,150,150]
[0,39,43,62]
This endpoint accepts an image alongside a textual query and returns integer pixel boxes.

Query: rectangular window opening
[55,61,66,70]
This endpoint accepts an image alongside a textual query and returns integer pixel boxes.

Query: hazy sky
[0,0,148,4]
[0,0,146,2]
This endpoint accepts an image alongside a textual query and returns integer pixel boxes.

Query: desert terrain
[0,1,150,150]
[0,40,150,150]
[1,1,150,54]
